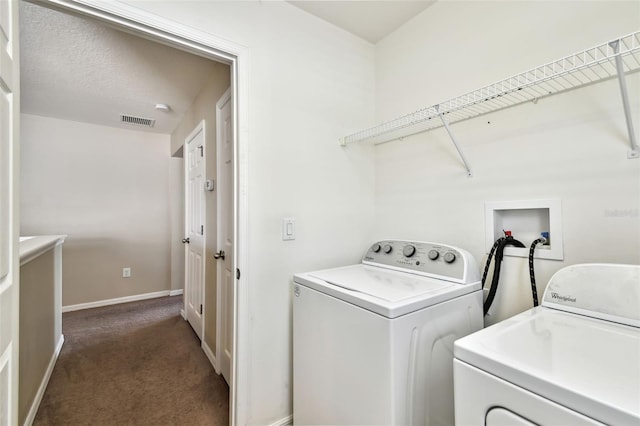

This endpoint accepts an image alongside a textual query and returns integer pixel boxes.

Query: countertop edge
[19,235,67,266]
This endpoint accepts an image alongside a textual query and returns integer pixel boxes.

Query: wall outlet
[122,267,131,278]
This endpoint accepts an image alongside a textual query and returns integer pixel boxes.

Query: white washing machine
[293,240,483,425]
[454,263,640,425]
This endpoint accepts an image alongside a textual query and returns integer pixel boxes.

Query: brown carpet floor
[34,296,229,426]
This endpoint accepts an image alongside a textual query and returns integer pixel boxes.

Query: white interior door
[216,88,234,384]
[0,1,19,424]
[185,122,206,340]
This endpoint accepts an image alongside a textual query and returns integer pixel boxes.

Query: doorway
[21,1,247,424]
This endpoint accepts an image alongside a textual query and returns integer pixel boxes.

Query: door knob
[214,250,225,260]
[182,238,190,244]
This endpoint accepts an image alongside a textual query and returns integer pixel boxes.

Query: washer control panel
[362,240,477,283]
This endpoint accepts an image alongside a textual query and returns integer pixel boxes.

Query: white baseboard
[180,309,186,319]
[201,341,220,374]
[268,415,293,426]
[62,290,172,312]
[24,335,64,426]
[169,289,183,296]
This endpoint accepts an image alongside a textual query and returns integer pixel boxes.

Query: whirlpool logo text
[550,292,577,303]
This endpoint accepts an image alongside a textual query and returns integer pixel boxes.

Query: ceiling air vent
[120,114,155,128]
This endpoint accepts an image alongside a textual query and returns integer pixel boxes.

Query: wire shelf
[341,31,640,146]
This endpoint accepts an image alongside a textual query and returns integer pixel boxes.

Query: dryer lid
[542,264,640,327]
[454,307,640,425]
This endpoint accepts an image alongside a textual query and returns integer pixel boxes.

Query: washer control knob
[383,244,392,254]
[428,249,439,260]
[402,245,416,257]
[444,252,456,263]
[371,243,381,253]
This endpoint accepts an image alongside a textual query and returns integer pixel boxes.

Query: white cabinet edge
[19,235,67,266]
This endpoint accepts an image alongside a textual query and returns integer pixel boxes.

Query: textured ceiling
[20,2,228,134]
[288,0,435,43]
[20,1,432,135]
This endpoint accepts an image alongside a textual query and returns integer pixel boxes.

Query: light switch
[282,218,295,241]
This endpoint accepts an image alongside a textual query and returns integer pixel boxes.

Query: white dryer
[454,263,640,425]
[293,240,483,425]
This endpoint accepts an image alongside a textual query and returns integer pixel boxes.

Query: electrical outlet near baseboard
[122,267,131,278]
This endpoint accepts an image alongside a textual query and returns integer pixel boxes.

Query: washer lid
[454,308,640,425]
[294,264,480,318]
[310,265,454,302]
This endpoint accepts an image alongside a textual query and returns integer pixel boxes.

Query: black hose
[483,236,525,316]
[528,238,546,307]
[481,237,504,288]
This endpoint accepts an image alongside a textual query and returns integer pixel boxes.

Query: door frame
[1,0,20,424]
[28,1,249,424]
[215,88,232,380]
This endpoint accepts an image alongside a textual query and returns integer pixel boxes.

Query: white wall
[20,114,172,306]
[374,1,640,324]
[169,156,184,293]
[126,1,376,424]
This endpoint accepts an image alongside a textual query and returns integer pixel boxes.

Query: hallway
[33,296,229,425]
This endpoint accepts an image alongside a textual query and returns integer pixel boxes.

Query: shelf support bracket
[435,104,473,177]
[609,40,639,159]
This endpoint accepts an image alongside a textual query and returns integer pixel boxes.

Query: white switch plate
[282,218,295,241]
[123,267,131,278]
